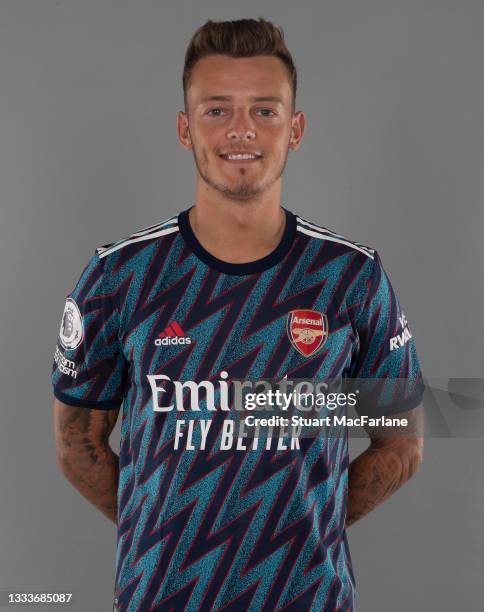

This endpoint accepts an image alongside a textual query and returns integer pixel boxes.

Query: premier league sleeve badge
[59,297,84,350]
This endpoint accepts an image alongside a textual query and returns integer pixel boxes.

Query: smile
[219,152,262,163]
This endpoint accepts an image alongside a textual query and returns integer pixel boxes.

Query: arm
[53,398,120,524]
[346,404,424,527]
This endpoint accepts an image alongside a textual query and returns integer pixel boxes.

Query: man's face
[178,54,305,201]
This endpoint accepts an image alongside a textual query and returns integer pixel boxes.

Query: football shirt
[52,207,424,611]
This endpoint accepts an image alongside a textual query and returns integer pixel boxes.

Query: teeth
[225,154,258,160]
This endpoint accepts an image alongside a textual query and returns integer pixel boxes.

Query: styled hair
[182,18,297,111]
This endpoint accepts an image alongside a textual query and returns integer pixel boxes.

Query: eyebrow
[199,95,284,105]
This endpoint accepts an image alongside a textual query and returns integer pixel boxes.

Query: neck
[190,181,286,264]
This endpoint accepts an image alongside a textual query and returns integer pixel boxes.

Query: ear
[289,110,306,151]
[177,110,192,150]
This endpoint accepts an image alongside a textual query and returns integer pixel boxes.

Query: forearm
[58,444,119,523]
[54,401,120,524]
[346,437,423,527]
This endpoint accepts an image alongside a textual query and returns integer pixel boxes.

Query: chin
[222,188,261,201]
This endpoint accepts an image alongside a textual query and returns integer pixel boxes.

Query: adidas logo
[154,321,192,346]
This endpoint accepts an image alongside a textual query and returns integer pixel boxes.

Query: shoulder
[294,211,376,260]
[95,213,180,259]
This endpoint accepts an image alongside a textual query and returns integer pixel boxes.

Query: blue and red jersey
[52,207,424,611]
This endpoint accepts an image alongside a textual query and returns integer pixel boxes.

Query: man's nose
[226,110,256,140]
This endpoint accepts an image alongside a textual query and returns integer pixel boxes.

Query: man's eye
[207,108,225,116]
[257,109,276,117]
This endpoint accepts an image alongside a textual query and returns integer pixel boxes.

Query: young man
[52,19,424,611]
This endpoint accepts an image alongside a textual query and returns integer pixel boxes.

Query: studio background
[1,1,483,610]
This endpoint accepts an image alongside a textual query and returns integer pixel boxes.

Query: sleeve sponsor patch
[53,345,78,378]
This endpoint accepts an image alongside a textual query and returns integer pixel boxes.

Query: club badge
[287,309,328,357]
[59,297,84,350]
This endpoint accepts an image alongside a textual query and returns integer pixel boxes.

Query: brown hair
[182,18,297,111]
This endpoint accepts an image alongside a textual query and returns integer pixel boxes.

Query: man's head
[177,18,305,202]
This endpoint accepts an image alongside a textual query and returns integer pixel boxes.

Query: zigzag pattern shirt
[52,207,424,611]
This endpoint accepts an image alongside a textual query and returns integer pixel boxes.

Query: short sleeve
[348,251,425,417]
[51,251,128,409]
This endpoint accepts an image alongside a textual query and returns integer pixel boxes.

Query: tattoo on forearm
[55,405,119,523]
[346,436,423,526]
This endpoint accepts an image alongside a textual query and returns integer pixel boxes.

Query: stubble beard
[192,146,290,202]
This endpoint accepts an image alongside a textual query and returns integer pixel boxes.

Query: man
[52,18,424,611]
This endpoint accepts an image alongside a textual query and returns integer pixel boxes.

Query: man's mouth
[219,151,262,163]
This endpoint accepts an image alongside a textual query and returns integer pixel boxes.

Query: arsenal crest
[287,309,328,357]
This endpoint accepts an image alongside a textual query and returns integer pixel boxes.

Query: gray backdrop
[1,1,483,610]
